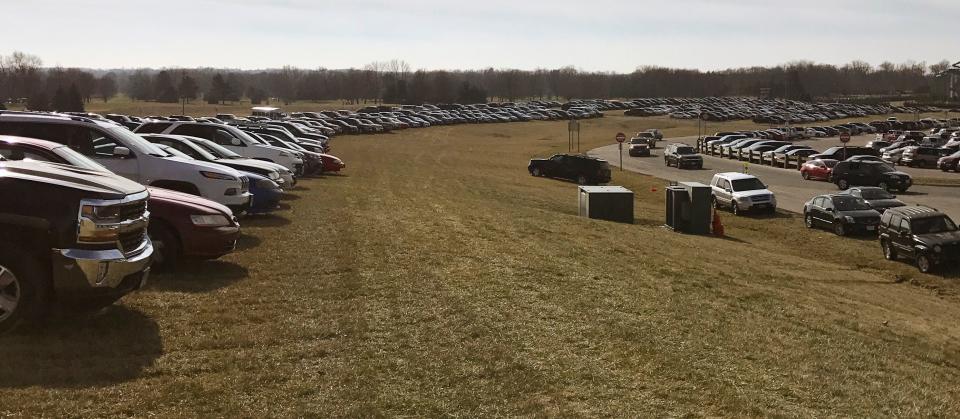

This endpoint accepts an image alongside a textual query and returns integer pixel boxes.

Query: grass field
[2,112,960,416]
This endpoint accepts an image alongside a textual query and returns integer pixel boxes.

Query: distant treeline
[0,51,955,112]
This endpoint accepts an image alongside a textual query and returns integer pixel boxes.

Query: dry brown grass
[1,113,959,416]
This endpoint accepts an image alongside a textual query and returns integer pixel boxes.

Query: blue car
[240,171,283,214]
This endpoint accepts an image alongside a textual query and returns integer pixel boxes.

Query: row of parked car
[708,172,959,274]
[0,107,362,333]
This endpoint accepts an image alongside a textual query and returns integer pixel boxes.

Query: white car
[710,172,777,216]
[0,113,254,212]
[135,121,305,176]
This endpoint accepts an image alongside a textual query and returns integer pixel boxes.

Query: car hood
[865,199,905,209]
[916,230,960,247]
[213,158,280,174]
[165,156,244,178]
[148,186,233,216]
[838,209,881,218]
[733,189,774,198]
[1,160,145,199]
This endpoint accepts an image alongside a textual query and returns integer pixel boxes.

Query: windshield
[676,147,696,154]
[730,178,766,192]
[51,146,110,172]
[911,216,958,234]
[191,138,243,159]
[110,126,171,157]
[822,160,838,168]
[159,145,194,159]
[629,138,647,144]
[832,196,871,211]
[859,188,894,200]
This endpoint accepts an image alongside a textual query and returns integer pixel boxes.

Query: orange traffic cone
[650,185,658,192]
[712,210,724,237]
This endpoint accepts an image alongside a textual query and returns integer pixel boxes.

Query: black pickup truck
[0,158,153,333]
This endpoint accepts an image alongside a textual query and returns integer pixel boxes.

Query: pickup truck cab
[0,112,253,213]
[134,121,305,176]
[710,172,777,215]
[0,156,153,332]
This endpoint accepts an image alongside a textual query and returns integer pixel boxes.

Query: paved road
[589,136,960,215]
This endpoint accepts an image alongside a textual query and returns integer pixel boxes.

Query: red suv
[0,136,240,267]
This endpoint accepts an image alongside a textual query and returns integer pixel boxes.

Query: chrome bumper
[56,239,153,289]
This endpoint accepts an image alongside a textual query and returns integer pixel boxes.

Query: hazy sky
[5,0,957,72]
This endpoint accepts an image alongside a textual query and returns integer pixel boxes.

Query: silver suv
[710,172,777,215]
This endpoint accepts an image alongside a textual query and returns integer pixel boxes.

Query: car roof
[714,172,757,180]
[886,205,944,219]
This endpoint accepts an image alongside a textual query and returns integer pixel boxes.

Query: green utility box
[665,182,711,234]
[578,186,634,224]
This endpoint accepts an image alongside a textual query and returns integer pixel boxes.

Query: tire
[732,202,741,216]
[148,221,181,270]
[834,222,846,236]
[577,175,588,185]
[837,179,849,190]
[898,187,909,193]
[802,171,810,180]
[917,253,933,274]
[0,244,50,334]
[805,214,814,228]
[531,167,542,177]
[882,240,897,260]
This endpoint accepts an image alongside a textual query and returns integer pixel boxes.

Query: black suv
[879,206,960,273]
[830,160,912,192]
[663,144,703,169]
[528,154,611,185]
[810,146,879,161]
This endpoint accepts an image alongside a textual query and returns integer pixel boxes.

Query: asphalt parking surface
[589,136,960,215]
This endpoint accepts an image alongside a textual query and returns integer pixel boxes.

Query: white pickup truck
[0,112,254,212]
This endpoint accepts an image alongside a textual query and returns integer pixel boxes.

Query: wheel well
[149,180,201,196]
[148,218,182,256]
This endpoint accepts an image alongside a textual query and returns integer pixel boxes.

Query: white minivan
[0,112,254,212]
[136,121,304,176]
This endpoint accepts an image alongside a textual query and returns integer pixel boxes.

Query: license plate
[866,225,876,231]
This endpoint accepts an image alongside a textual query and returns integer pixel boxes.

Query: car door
[77,126,141,182]
[545,155,564,177]
[716,179,733,205]
[819,197,837,227]
[809,197,826,226]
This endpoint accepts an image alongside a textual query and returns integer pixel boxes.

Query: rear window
[135,122,172,134]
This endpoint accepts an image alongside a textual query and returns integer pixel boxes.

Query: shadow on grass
[148,260,248,293]
[234,232,262,251]
[240,213,291,228]
[0,306,161,388]
[281,193,301,201]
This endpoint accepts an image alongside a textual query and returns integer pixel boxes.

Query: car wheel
[577,175,588,185]
[149,222,181,270]
[917,253,933,273]
[837,179,849,190]
[834,222,846,236]
[878,181,889,191]
[532,167,542,177]
[732,202,741,216]
[804,214,814,228]
[801,171,810,180]
[0,244,49,334]
[882,240,897,260]
[898,187,909,193]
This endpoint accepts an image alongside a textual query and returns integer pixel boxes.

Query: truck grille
[115,200,147,221]
[119,228,147,254]
[750,195,771,202]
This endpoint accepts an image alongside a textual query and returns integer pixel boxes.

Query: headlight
[200,171,237,181]
[844,216,855,223]
[267,171,280,180]
[190,214,230,227]
[255,178,278,189]
[934,245,942,253]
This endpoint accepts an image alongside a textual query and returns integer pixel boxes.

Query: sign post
[568,119,581,153]
[839,131,851,160]
[616,132,626,171]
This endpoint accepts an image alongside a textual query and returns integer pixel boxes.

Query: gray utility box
[665,182,712,234]
[578,186,634,224]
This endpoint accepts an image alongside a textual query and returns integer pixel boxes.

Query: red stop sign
[616,132,626,143]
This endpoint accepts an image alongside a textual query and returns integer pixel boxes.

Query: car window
[170,124,211,139]
[833,196,871,211]
[135,122,172,134]
[0,144,53,163]
[899,218,911,233]
[215,129,241,146]
[813,197,824,207]
[911,216,958,234]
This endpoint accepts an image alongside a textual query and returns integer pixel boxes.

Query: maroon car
[0,135,240,267]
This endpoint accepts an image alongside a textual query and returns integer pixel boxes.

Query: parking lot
[590,135,960,215]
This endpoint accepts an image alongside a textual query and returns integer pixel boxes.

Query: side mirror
[113,147,131,158]
[230,138,242,146]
